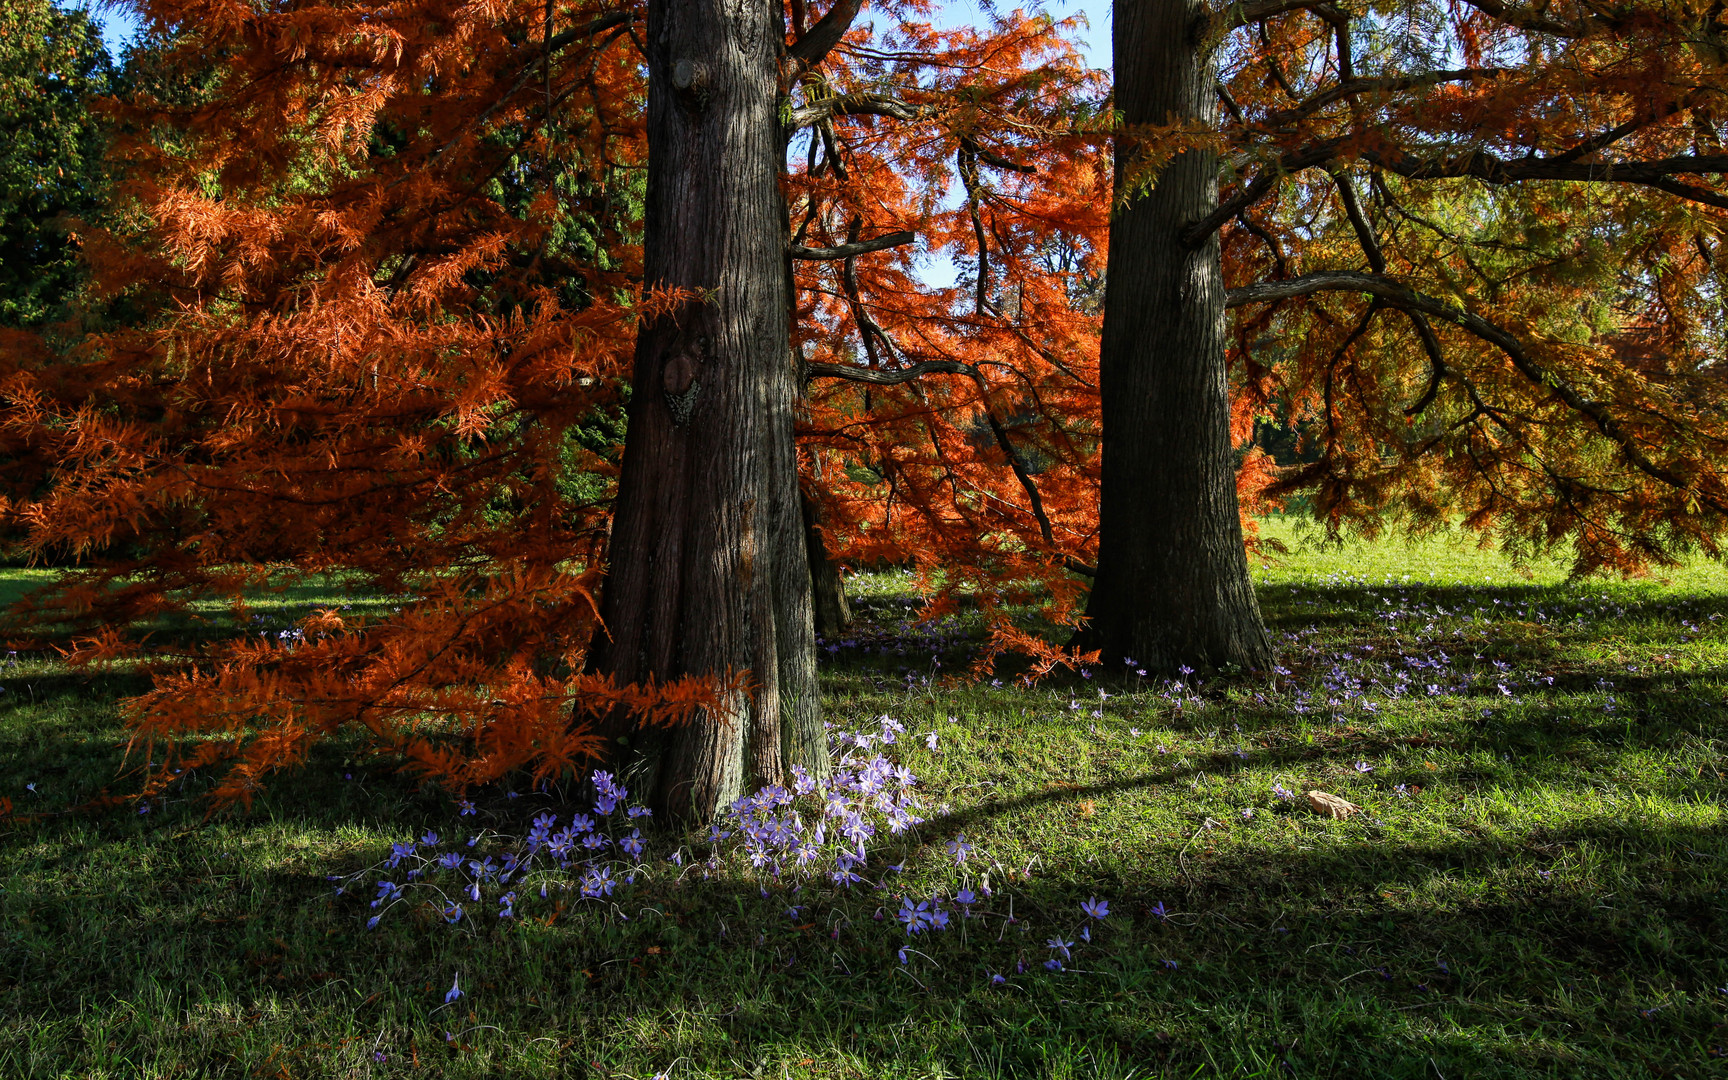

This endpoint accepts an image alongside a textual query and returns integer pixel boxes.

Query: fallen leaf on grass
[1306,790,1360,819]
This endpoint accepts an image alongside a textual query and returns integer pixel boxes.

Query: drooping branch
[1259,69,1504,129]
[791,230,915,260]
[1227,271,1728,513]
[805,358,1065,549]
[957,145,993,315]
[1186,142,1728,246]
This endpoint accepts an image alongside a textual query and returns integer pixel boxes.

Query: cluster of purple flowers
[333,713,1132,996]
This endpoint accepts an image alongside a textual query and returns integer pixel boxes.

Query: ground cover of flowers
[1,522,1726,1078]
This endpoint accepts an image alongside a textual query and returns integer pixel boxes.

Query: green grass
[2,528,1726,1078]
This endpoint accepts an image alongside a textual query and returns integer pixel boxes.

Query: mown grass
[2,523,1726,1078]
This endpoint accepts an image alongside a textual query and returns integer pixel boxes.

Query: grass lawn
[1,523,1725,1078]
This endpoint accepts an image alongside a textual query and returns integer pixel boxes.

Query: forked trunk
[591,0,825,820]
[1081,0,1274,674]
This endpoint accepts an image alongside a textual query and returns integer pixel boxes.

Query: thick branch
[785,92,933,132]
[1219,0,1347,30]
[1180,140,1343,246]
[786,0,864,70]
[961,136,1037,174]
[1453,0,1593,37]
[804,359,980,385]
[790,230,915,260]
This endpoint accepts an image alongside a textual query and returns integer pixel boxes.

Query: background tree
[0,0,112,328]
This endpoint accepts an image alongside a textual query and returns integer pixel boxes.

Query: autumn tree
[0,0,1108,815]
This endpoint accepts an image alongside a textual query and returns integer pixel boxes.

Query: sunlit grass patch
[1,533,1726,1077]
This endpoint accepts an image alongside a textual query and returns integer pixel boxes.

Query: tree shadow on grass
[4,703,1723,1078]
[4,777,1723,1079]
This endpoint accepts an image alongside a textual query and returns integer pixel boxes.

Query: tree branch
[1226,270,1728,512]
[785,92,933,132]
[1259,69,1503,129]
[786,0,864,71]
[1218,0,1347,30]
[1186,142,1728,246]
[790,230,915,260]
[804,359,981,385]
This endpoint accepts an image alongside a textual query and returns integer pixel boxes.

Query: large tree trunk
[1080,0,1274,674]
[591,0,824,820]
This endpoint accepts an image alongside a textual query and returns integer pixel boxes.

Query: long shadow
[3,773,1722,1079]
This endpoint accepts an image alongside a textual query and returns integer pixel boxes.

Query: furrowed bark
[1079,0,1274,675]
[591,0,824,821]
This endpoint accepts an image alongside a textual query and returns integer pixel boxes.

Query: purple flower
[420,830,440,846]
[444,974,463,1003]
[1080,896,1109,920]
[1046,935,1073,961]
[1163,959,1179,970]
[1354,761,1374,774]
[458,799,475,816]
[898,897,934,934]
[580,866,615,898]
[946,835,973,865]
[1150,901,1169,921]
[990,972,1006,985]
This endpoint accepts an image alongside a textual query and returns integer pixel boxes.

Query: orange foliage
[9,0,1728,804]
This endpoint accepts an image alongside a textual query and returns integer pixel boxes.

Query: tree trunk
[1080,0,1274,674]
[591,0,825,820]
[802,489,852,636]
